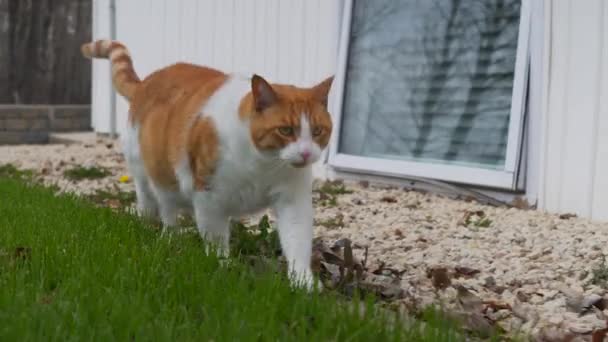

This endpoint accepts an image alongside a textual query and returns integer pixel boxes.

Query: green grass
[63,166,111,181]
[590,256,608,289]
[0,176,466,341]
[87,188,137,209]
[315,181,354,196]
[314,181,352,207]
[0,163,33,180]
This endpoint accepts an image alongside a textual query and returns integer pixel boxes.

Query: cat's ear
[311,76,334,108]
[251,74,278,112]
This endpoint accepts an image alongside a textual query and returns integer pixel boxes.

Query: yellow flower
[119,175,130,183]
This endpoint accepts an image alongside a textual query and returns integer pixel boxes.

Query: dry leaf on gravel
[458,210,485,226]
[380,196,398,203]
[454,266,481,279]
[559,213,578,220]
[311,237,405,301]
[592,325,608,342]
[427,267,451,290]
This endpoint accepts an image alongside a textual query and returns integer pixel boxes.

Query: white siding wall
[90,0,112,133]
[91,0,342,136]
[92,1,608,221]
[539,0,608,221]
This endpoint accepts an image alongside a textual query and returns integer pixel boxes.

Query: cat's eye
[312,127,323,137]
[278,126,295,136]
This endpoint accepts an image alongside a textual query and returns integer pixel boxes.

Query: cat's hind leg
[152,186,181,228]
[122,123,159,220]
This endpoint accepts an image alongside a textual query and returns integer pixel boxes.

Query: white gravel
[2,132,607,340]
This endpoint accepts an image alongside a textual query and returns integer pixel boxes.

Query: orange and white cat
[81,40,333,288]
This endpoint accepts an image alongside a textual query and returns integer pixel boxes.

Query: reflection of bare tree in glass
[442,0,520,161]
[407,0,520,162]
[342,0,521,166]
[411,0,464,157]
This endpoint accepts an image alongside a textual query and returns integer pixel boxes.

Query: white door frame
[327,0,532,190]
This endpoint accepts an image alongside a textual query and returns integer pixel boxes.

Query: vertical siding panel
[196,0,215,66]
[243,1,257,74]
[592,2,608,220]
[302,0,320,86]
[543,1,570,213]
[163,0,180,65]
[277,0,291,82]
[180,0,199,63]
[253,1,267,74]
[231,1,246,74]
[152,0,167,70]
[91,0,112,133]
[558,0,603,216]
[135,0,161,77]
[288,0,305,85]
[264,0,280,81]
[317,0,342,81]
[213,0,234,71]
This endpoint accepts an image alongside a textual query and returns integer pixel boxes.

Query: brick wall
[0,105,91,145]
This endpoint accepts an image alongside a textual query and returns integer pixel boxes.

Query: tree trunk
[0,0,92,104]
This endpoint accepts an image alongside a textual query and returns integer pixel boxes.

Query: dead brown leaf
[482,300,512,313]
[458,210,487,227]
[511,196,532,210]
[592,325,608,342]
[559,213,578,220]
[427,267,451,290]
[106,199,122,209]
[13,247,31,260]
[312,238,408,301]
[371,261,386,275]
[454,266,481,278]
[380,196,398,203]
[40,161,52,175]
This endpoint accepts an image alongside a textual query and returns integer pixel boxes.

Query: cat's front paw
[290,269,321,292]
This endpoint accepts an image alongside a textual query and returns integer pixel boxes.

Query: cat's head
[245,75,334,168]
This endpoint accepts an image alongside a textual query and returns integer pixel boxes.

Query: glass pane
[338,0,521,170]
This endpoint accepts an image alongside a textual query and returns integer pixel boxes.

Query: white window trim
[328,0,532,190]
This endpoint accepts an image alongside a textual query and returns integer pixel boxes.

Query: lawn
[0,175,465,341]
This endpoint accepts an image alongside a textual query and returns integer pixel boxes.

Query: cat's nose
[300,150,311,162]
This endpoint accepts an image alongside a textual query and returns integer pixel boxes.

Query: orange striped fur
[81,40,141,100]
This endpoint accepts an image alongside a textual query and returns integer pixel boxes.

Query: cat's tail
[81,39,140,100]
